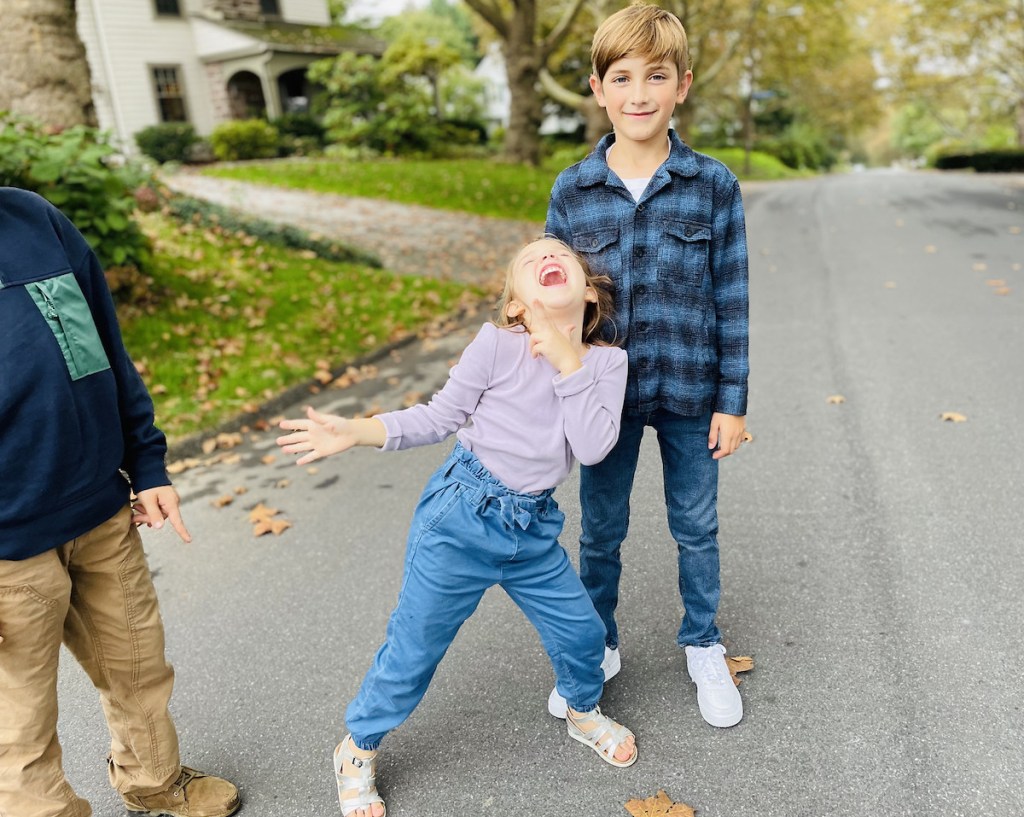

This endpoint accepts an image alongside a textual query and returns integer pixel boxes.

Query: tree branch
[539,67,585,111]
[541,0,588,59]
[462,0,508,39]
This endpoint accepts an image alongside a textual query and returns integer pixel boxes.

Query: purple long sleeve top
[377,322,628,494]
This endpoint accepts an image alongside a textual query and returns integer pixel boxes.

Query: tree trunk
[0,0,96,130]
[503,7,543,165]
[582,95,610,146]
[1018,96,1024,147]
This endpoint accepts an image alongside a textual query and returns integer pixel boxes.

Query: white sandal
[566,706,638,768]
[333,735,386,816]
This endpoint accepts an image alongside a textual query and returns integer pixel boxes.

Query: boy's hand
[277,407,385,465]
[525,299,582,376]
[709,412,746,460]
[132,486,192,543]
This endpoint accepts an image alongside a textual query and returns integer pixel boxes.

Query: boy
[545,1,749,728]
[0,186,239,816]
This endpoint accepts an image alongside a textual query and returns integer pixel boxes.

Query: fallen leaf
[993,287,1011,296]
[248,503,279,523]
[624,790,695,817]
[275,479,291,489]
[940,412,967,422]
[985,279,1007,287]
[201,437,218,455]
[306,466,319,475]
[827,394,846,404]
[261,454,277,465]
[924,245,937,253]
[234,486,248,495]
[211,495,234,508]
[725,654,754,686]
[972,262,988,272]
[884,281,897,289]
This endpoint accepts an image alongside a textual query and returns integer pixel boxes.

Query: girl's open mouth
[539,263,567,286]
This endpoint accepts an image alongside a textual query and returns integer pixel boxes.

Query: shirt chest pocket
[575,225,620,260]
[660,220,711,289]
[27,273,110,380]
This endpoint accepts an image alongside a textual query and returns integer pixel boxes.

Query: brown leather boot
[122,766,240,817]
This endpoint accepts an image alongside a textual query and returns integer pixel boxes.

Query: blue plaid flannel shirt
[546,130,749,417]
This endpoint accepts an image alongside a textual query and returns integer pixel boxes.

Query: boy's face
[590,55,692,150]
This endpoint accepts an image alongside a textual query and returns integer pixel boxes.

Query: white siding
[77,0,332,151]
[281,0,330,25]
[77,0,216,147]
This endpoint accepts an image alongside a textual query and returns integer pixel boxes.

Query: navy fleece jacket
[0,187,170,560]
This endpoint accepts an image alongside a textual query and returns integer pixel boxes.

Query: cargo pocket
[27,273,110,380]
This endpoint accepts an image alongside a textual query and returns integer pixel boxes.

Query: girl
[276,237,635,817]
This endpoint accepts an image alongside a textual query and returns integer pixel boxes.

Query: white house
[76,0,380,150]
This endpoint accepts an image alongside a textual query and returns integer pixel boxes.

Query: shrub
[0,113,152,290]
[271,113,327,144]
[135,122,198,164]
[164,195,382,267]
[209,119,280,161]
[933,149,1024,172]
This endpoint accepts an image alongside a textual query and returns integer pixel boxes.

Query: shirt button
[635,247,645,257]
[590,238,599,248]
[685,227,695,237]
[636,285,647,295]
[637,204,645,212]
[637,321,649,332]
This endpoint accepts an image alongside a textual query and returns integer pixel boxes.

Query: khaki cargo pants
[0,506,180,817]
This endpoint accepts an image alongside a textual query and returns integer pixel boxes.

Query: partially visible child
[545,1,750,729]
[277,237,636,817]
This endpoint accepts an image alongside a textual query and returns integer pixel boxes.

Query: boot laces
[171,766,200,797]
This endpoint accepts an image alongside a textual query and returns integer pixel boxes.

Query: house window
[152,66,188,122]
[154,0,181,16]
[260,0,281,16]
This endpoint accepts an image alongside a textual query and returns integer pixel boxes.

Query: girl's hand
[277,406,361,465]
[526,299,583,376]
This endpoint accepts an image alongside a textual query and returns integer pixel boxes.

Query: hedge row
[933,149,1024,173]
[165,194,382,267]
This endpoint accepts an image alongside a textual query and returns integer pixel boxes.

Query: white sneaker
[685,643,743,727]
[547,646,622,719]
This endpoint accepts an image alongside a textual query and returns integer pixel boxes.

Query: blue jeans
[579,410,722,650]
[346,444,605,750]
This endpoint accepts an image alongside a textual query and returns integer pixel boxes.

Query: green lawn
[201,148,806,222]
[120,211,480,441]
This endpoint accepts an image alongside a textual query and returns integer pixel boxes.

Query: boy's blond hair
[591,1,689,81]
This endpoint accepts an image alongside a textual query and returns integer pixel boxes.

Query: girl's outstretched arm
[276,406,386,465]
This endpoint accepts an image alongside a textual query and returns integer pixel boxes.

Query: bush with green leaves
[933,149,1024,172]
[135,122,198,164]
[164,194,381,266]
[0,113,151,280]
[209,119,280,161]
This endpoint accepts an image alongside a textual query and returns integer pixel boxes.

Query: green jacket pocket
[27,274,111,380]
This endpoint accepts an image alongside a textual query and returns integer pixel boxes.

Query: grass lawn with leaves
[120,211,481,442]
[201,149,805,222]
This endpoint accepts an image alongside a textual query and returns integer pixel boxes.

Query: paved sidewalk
[163,171,544,286]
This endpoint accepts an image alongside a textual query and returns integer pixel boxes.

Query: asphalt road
[56,169,1024,816]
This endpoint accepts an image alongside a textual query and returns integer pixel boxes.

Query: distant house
[76,0,380,151]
